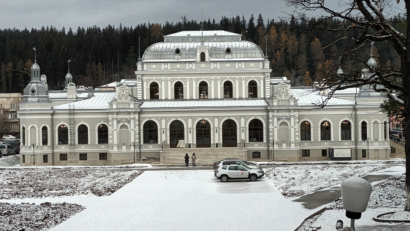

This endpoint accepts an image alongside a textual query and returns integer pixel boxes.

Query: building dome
[367,57,377,70]
[336,66,344,76]
[31,62,40,70]
[65,72,73,79]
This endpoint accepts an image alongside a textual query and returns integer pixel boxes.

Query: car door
[228,166,239,178]
[237,166,249,178]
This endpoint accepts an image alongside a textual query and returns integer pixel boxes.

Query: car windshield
[0,145,6,148]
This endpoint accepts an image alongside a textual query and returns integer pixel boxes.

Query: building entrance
[222,119,237,147]
[196,120,211,148]
[170,120,184,148]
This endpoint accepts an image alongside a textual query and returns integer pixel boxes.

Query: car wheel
[221,175,229,182]
[250,174,257,181]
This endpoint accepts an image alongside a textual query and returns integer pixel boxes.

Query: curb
[373,211,410,223]
[294,207,327,231]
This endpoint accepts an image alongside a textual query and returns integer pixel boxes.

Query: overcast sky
[1,0,406,30]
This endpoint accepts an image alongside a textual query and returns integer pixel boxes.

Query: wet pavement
[294,174,393,209]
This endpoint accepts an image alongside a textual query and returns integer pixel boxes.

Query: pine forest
[0,14,405,93]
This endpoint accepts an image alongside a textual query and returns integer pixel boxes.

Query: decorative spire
[337,55,344,76]
[67,59,71,73]
[370,41,375,57]
[138,36,141,61]
[33,47,37,63]
[367,41,377,70]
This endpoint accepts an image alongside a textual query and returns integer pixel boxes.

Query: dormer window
[200,52,206,62]
[175,48,181,55]
[31,89,36,95]
[226,48,231,54]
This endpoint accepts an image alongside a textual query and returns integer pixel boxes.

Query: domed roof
[31,62,40,70]
[65,72,73,79]
[142,41,264,61]
[367,57,377,69]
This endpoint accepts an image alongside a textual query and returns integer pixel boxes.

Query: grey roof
[49,92,89,98]
[143,41,264,61]
[291,89,355,106]
[165,30,240,38]
[65,72,73,79]
[54,92,116,110]
[140,100,267,109]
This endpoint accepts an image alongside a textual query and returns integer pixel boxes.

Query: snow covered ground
[1,170,317,231]
[264,162,396,198]
[0,155,20,167]
[0,168,143,199]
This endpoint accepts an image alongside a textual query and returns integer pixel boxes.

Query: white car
[2,135,16,140]
[215,164,264,182]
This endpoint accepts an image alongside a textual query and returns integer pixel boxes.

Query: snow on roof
[333,88,360,94]
[140,100,267,109]
[291,89,355,106]
[49,92,89,98]
[165,30,240,38]
[54,92,116,110]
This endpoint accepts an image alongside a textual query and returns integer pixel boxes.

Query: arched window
[321,121,331,140]
[143,121,158,143]
[58,125,68,144]
[78,125,88,144]
[199,81,208,99]
[248,80,257,98]
[174,82,183,99]
[341,120,351,140]
[361,121,367,140]
[98,124,108,144]
[249,119,263,142]
[200,52,206,62]
[42,126,48,145]
[150,82,159,100]
[300,121,311,141]
[22,126,26,145]
[224,81,233,98]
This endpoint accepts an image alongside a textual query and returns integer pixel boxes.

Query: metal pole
[350,219,355,231]
[32,143,35,166]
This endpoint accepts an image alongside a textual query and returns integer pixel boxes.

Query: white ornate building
[18,30,390,166]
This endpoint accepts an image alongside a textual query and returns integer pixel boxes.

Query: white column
[235,78,239,99]
[193,79,196,99]
[113,114,118,151]
[143,80,147,100]
[188,118,192,145]
[211,79,214,99]
[161,79,165,99]
[379,122,382,141]
[131,113,135,145]
[242,78,246,98]
[214,117,219,146]
[186,79,190,99]
[168,79,171,99]
[260,77,263,99]
[273,114,278,148]
[291,115,295,147]
[161,119,166,143]
[218,78,221,98]
[241,117,245,142]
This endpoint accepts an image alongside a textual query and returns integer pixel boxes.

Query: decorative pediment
[115,85,132,103]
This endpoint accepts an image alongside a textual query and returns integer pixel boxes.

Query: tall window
[224,81,233,98]
[361,121,367,140]
[58,125,68,144]
[248,80,257,98]
[78,125,88,144]
[42,126,48,145]
[199,81,208,99]
[249,119,263,142]
[143,121,158,143]
[200,52,205,62]
[98,124,108,144]
[22,126,26,145]
[300,121,311,141]
[150,82,159,99]
[174,82,183,99]
[321,121,331,140]
[341,120,351,140]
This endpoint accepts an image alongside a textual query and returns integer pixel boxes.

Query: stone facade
[18,30,390,166]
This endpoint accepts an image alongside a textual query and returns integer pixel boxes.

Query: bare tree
[286,0,410,211]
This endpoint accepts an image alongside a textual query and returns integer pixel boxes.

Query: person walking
[184,153,189,167]
[191,153,196,167]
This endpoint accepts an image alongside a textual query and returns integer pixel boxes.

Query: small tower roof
[31,62,40,70]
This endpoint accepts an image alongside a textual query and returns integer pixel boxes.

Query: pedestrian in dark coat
[184,153,189,167]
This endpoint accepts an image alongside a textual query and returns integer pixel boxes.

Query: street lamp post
[130,142,137,163]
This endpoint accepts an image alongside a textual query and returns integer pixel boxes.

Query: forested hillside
[0,14,405,92]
